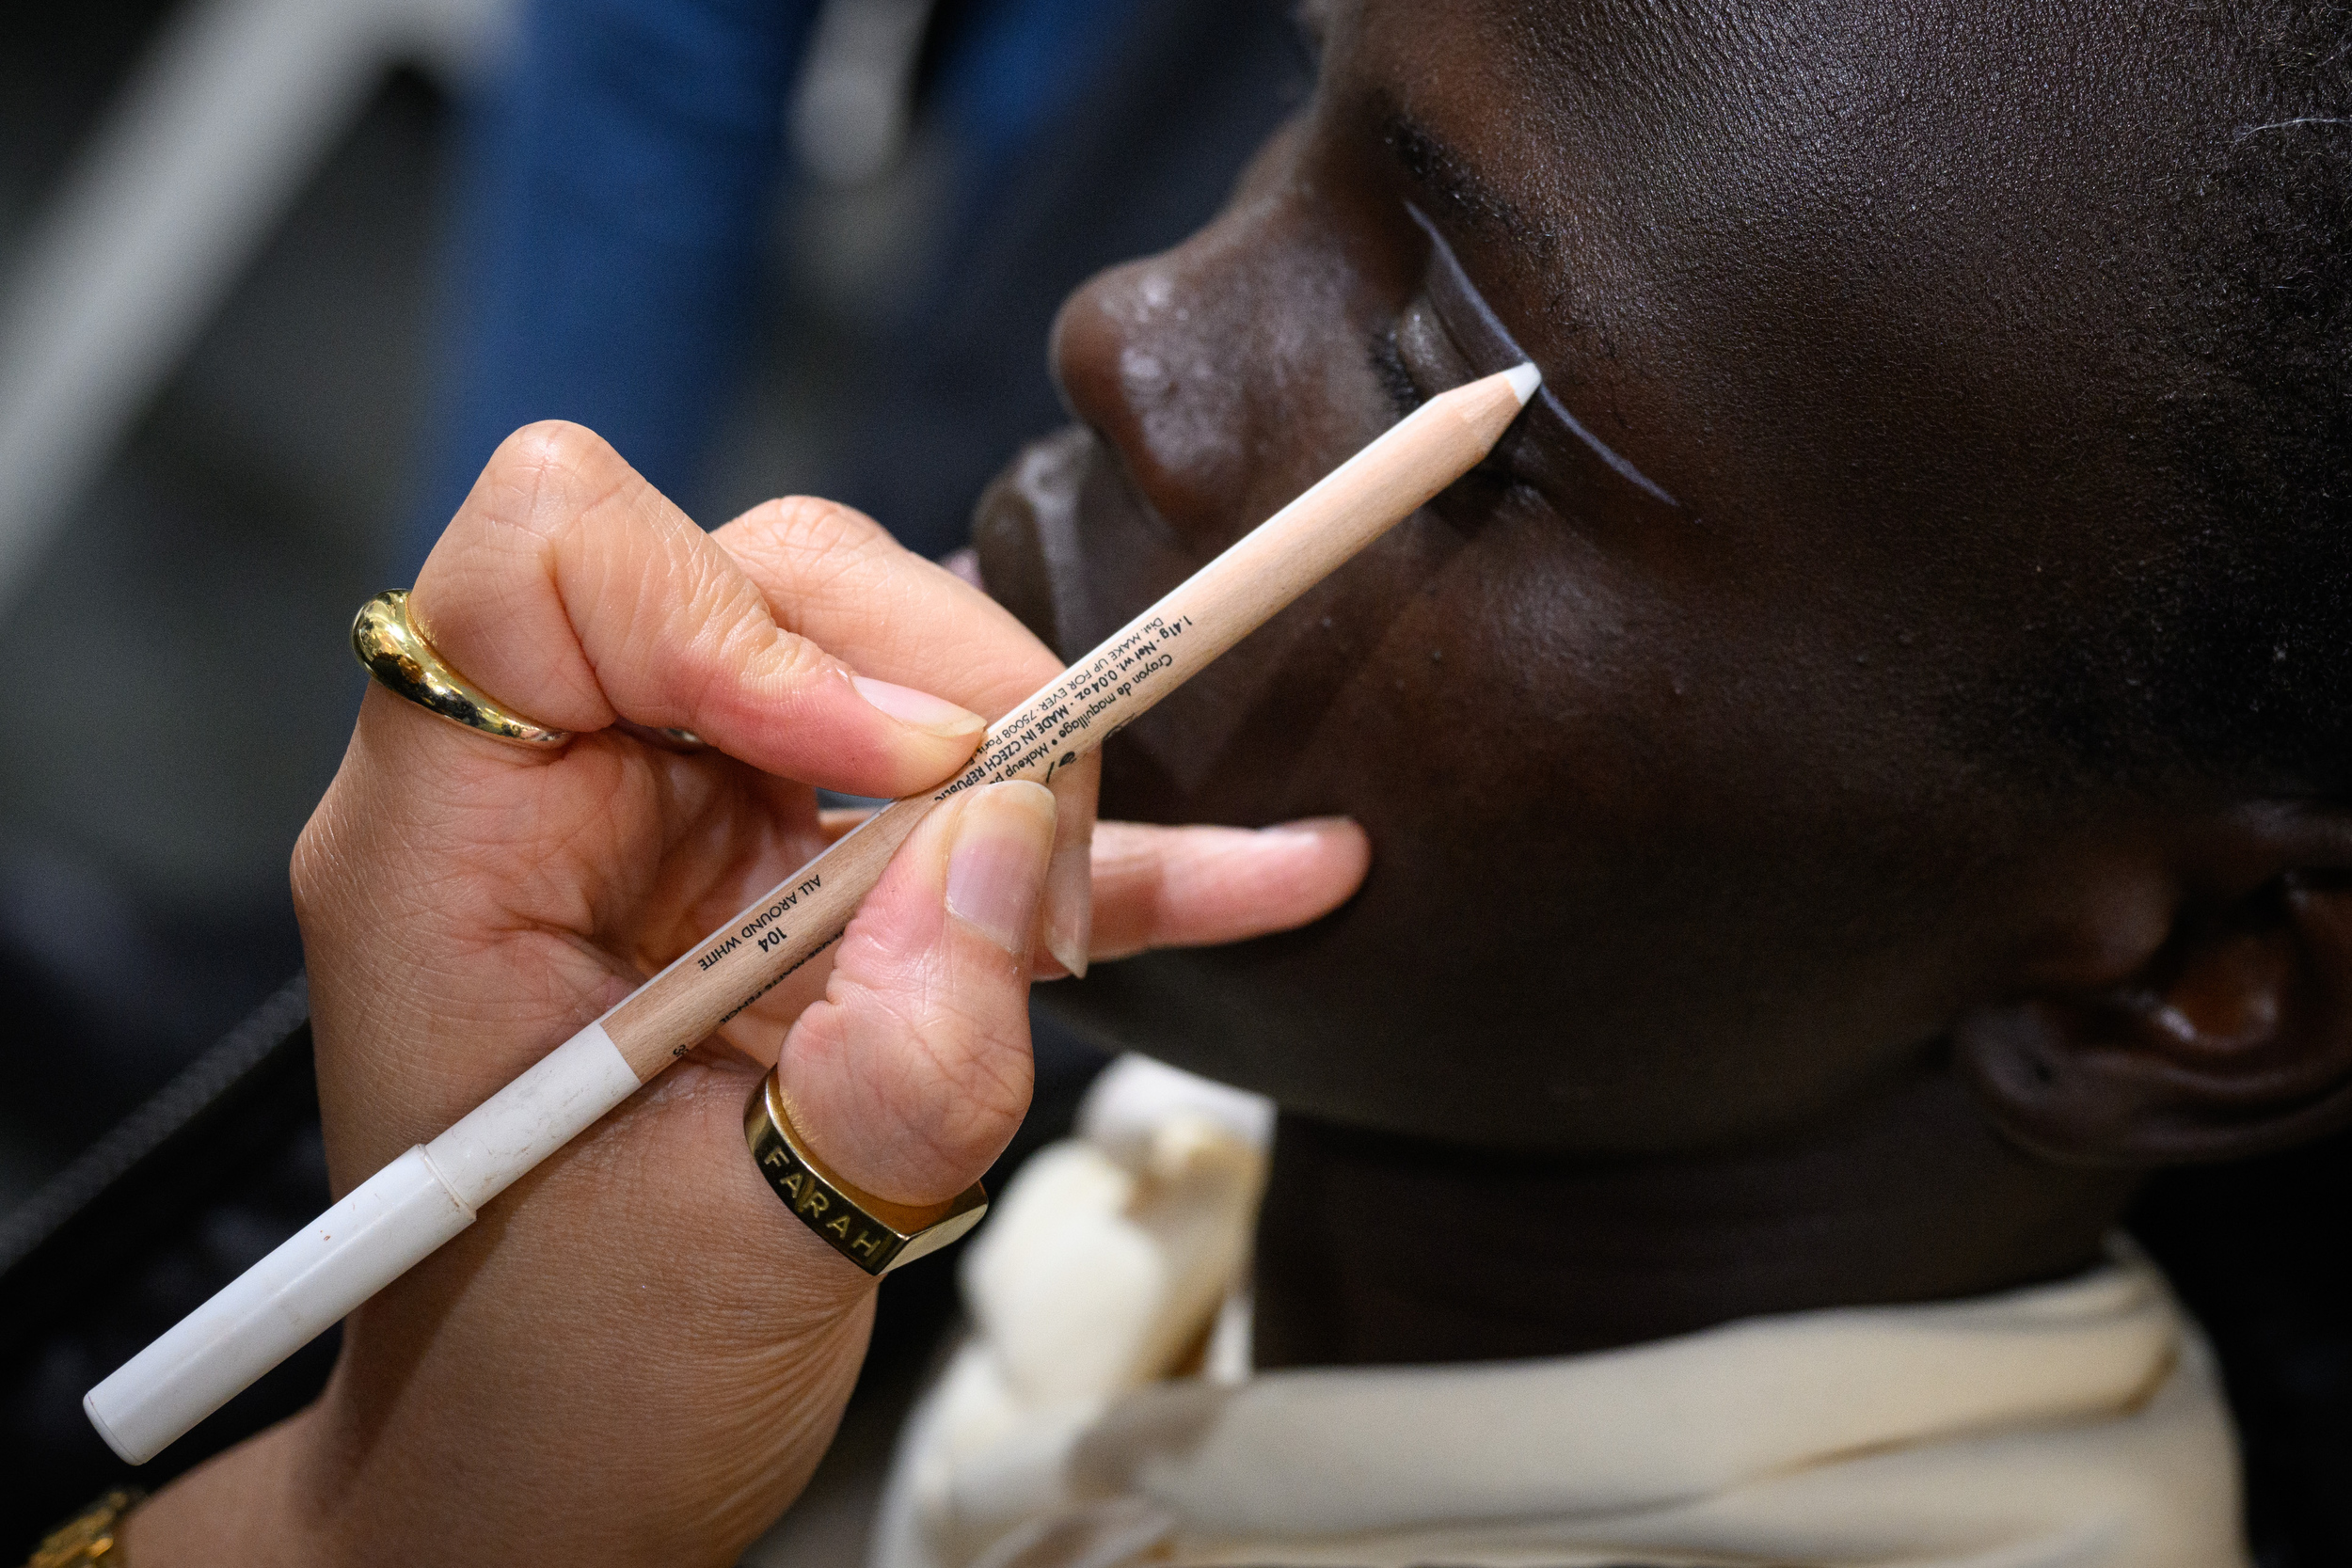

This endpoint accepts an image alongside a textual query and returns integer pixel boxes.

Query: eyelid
[1407,204,1678,510]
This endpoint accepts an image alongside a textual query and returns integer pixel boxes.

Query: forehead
[1292,0,2234,631]
[1333,0,2192,240]
[1330,2,2199,462]
[1339,0,2195,109]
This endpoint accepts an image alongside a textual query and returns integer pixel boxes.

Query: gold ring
[744,1071,988,1275]
[351,589,574,749]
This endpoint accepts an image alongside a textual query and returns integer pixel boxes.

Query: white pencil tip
[1504,362,1542,405]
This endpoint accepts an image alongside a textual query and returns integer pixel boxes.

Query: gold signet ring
[745,1072,988,1276]
[351,590,574,749]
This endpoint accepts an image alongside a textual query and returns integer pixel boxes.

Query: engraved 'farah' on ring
[350,589,574,749]
[745,1071,989,1275]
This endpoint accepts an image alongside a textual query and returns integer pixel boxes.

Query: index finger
[408,422,994,799]
[711,495,1067,723]
[714,499,1103,977]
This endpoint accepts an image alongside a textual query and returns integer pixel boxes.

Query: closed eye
[1368,324,1424,419]
[1407,204,1677,510]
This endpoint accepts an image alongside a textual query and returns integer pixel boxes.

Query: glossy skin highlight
[977,0,2352,1363]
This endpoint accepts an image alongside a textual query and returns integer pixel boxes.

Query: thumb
[776,781,1057,1205]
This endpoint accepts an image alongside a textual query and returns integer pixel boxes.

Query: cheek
[1086,499,2062,1146]
[1143,491,1974,945]
[1098,499,1603,832]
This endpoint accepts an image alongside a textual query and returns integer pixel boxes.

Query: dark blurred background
[0,3,2344,1565]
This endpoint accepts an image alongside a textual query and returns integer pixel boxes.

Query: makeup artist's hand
[122,422,1367,1568]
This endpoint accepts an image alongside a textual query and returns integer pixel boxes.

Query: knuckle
[288,805,372,944]
[764,495,890,560]
[751,498,899,608]
[492,419,611,483]
[665,560,771,692]
[472,421,639,551]
[761,626,847,693]
[288,819,331,923]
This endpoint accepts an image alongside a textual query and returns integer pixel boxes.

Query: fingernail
[939,546,985,590]
[1044,834,1092,979]
[1256,816,1356,845]
[946,782,1057,955]
[849,673,985,739]
[1041,757,1098,979]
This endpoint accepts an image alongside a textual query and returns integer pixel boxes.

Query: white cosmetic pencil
[83,362,1541,1465]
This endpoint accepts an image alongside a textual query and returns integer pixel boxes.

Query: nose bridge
[1050,173,1355,544]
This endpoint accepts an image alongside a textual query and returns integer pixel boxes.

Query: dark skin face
[977,0,2352,1364]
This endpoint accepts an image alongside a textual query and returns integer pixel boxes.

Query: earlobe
[1958,873,2352,1164]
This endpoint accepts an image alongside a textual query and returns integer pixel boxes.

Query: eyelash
[1368,325,1425,419]
[1373,320,1543,505]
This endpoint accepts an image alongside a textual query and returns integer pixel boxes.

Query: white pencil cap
[83,1020,642,1465]
[83,1145,473,1465]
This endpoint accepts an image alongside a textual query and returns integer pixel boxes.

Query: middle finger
[714,497,1068,723]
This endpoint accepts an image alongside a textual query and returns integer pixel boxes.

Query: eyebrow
[1378,105,1551,254]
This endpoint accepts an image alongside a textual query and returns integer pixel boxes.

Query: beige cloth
[873,1057,2248,1568]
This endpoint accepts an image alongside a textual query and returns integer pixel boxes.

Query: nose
[1050,244,1257,545]
[1048,124,1388,549]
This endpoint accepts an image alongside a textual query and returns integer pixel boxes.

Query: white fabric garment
[873,1056,2249,1568]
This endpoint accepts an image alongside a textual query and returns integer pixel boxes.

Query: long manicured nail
[849,673,985,739]
[945,782,1057,955]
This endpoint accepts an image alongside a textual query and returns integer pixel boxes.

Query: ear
[1955,805,2352,1164]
